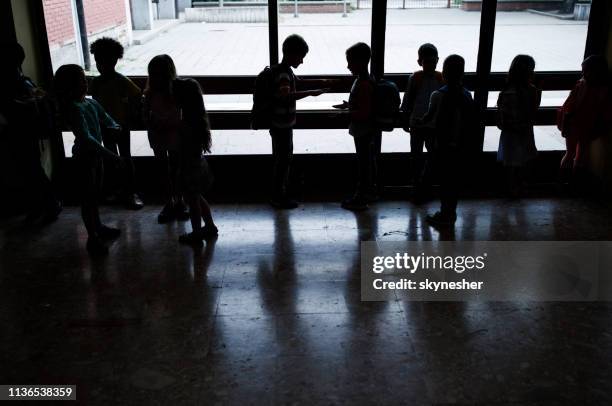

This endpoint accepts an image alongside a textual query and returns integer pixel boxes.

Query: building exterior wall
[42,0,129,70]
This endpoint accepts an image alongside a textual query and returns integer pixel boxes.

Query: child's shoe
[86,237,108,256]
[98,225,121,240]
[157,203,175,224]
[174,200,191,221]
[178,232,204,247]
[125,193,144,210]
[200,224,219,240]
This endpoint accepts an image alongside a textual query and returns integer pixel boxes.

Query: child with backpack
[89,37,144,210]
[496,55,541,197]
[557,55,612,192]
[420,55,477,227]
[400,43,444,200]
[333,42,378,211]
[252,34,328,209]
[53,64,123,255]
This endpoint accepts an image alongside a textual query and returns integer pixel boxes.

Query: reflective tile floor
[1,198,612,405]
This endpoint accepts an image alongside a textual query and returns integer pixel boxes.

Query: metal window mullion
[474,0,497,151]
[268,0,279,65]
[370,0,387,80]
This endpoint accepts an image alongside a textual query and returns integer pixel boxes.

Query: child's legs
[168,150,181,201]
[199,195,215,227]
[353,134,374,196]
[561,137,578,169]
[77,154,103,236]
[438,149,459,217]
[116,129,136,193]
[185,192,202,232]
[410,128,428,184]
[101,129,119,194]
[270,128,294,198]
[153,149,176,205]
[371,130,382,190]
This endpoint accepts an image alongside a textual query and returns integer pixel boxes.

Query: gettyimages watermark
[361,241,612,301]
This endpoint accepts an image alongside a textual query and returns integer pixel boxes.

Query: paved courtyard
[118,9,587,76]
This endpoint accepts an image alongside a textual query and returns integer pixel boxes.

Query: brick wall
[42,0,75,46]
[82,0,127,36]
[43,0,127,47]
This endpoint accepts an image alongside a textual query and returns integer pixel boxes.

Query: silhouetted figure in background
[90,37,144,210]
[558,55,612,194]
[154,56,218,245]
[54,64,123,255]
[0,41,62,224]
[334,42,377,211]
[496,54,541,197]
[143,55,190,223]
[420,55,477,227]
[400,43,444,202]
[264,34,326,209]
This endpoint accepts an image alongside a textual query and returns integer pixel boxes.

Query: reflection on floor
[1,199,611,404]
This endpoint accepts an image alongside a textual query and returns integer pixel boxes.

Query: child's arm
[420,91,441,127]
[69,107,121,160]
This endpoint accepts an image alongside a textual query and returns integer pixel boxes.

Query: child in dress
[496,55,541,197]
[143,55,190,223]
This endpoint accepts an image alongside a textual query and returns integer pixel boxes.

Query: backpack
[402,71,444,128]
[251,66,275,130]
[373,78,401,132]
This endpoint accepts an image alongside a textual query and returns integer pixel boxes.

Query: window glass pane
[384,1,482,74]
[484,126,565,152]
[278,1,371,74]
[43,0,269,76]
[492,3,589,72]
[488,90,570,108]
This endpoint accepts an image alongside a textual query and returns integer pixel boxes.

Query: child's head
[282,34,309,68]
[582,55,609,85]
[0,41,26,85]
[90,37,124,75]
[507,54,536,87]
[345,42,371,76]
[442,54,465,87]
[146,54,177,94]
[53,64,87,103]
[417,43,439,73]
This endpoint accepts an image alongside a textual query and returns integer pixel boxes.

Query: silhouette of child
[267,34,328,209]
[400,43,444,200]
[0,41,62,223]
[497,54,541,197]
[53,64,123,255]
[420,55,477,227]
[89,37,144,210]
[143,55,190,223]
[558,55,611,191]
[334,42,377,211]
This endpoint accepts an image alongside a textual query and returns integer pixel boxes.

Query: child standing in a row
[496,54,541,197]
[401,43,444,201]
[54,64,123,255]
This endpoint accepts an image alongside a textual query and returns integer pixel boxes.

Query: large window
[384,1,481,74]
[44,0,596,157]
